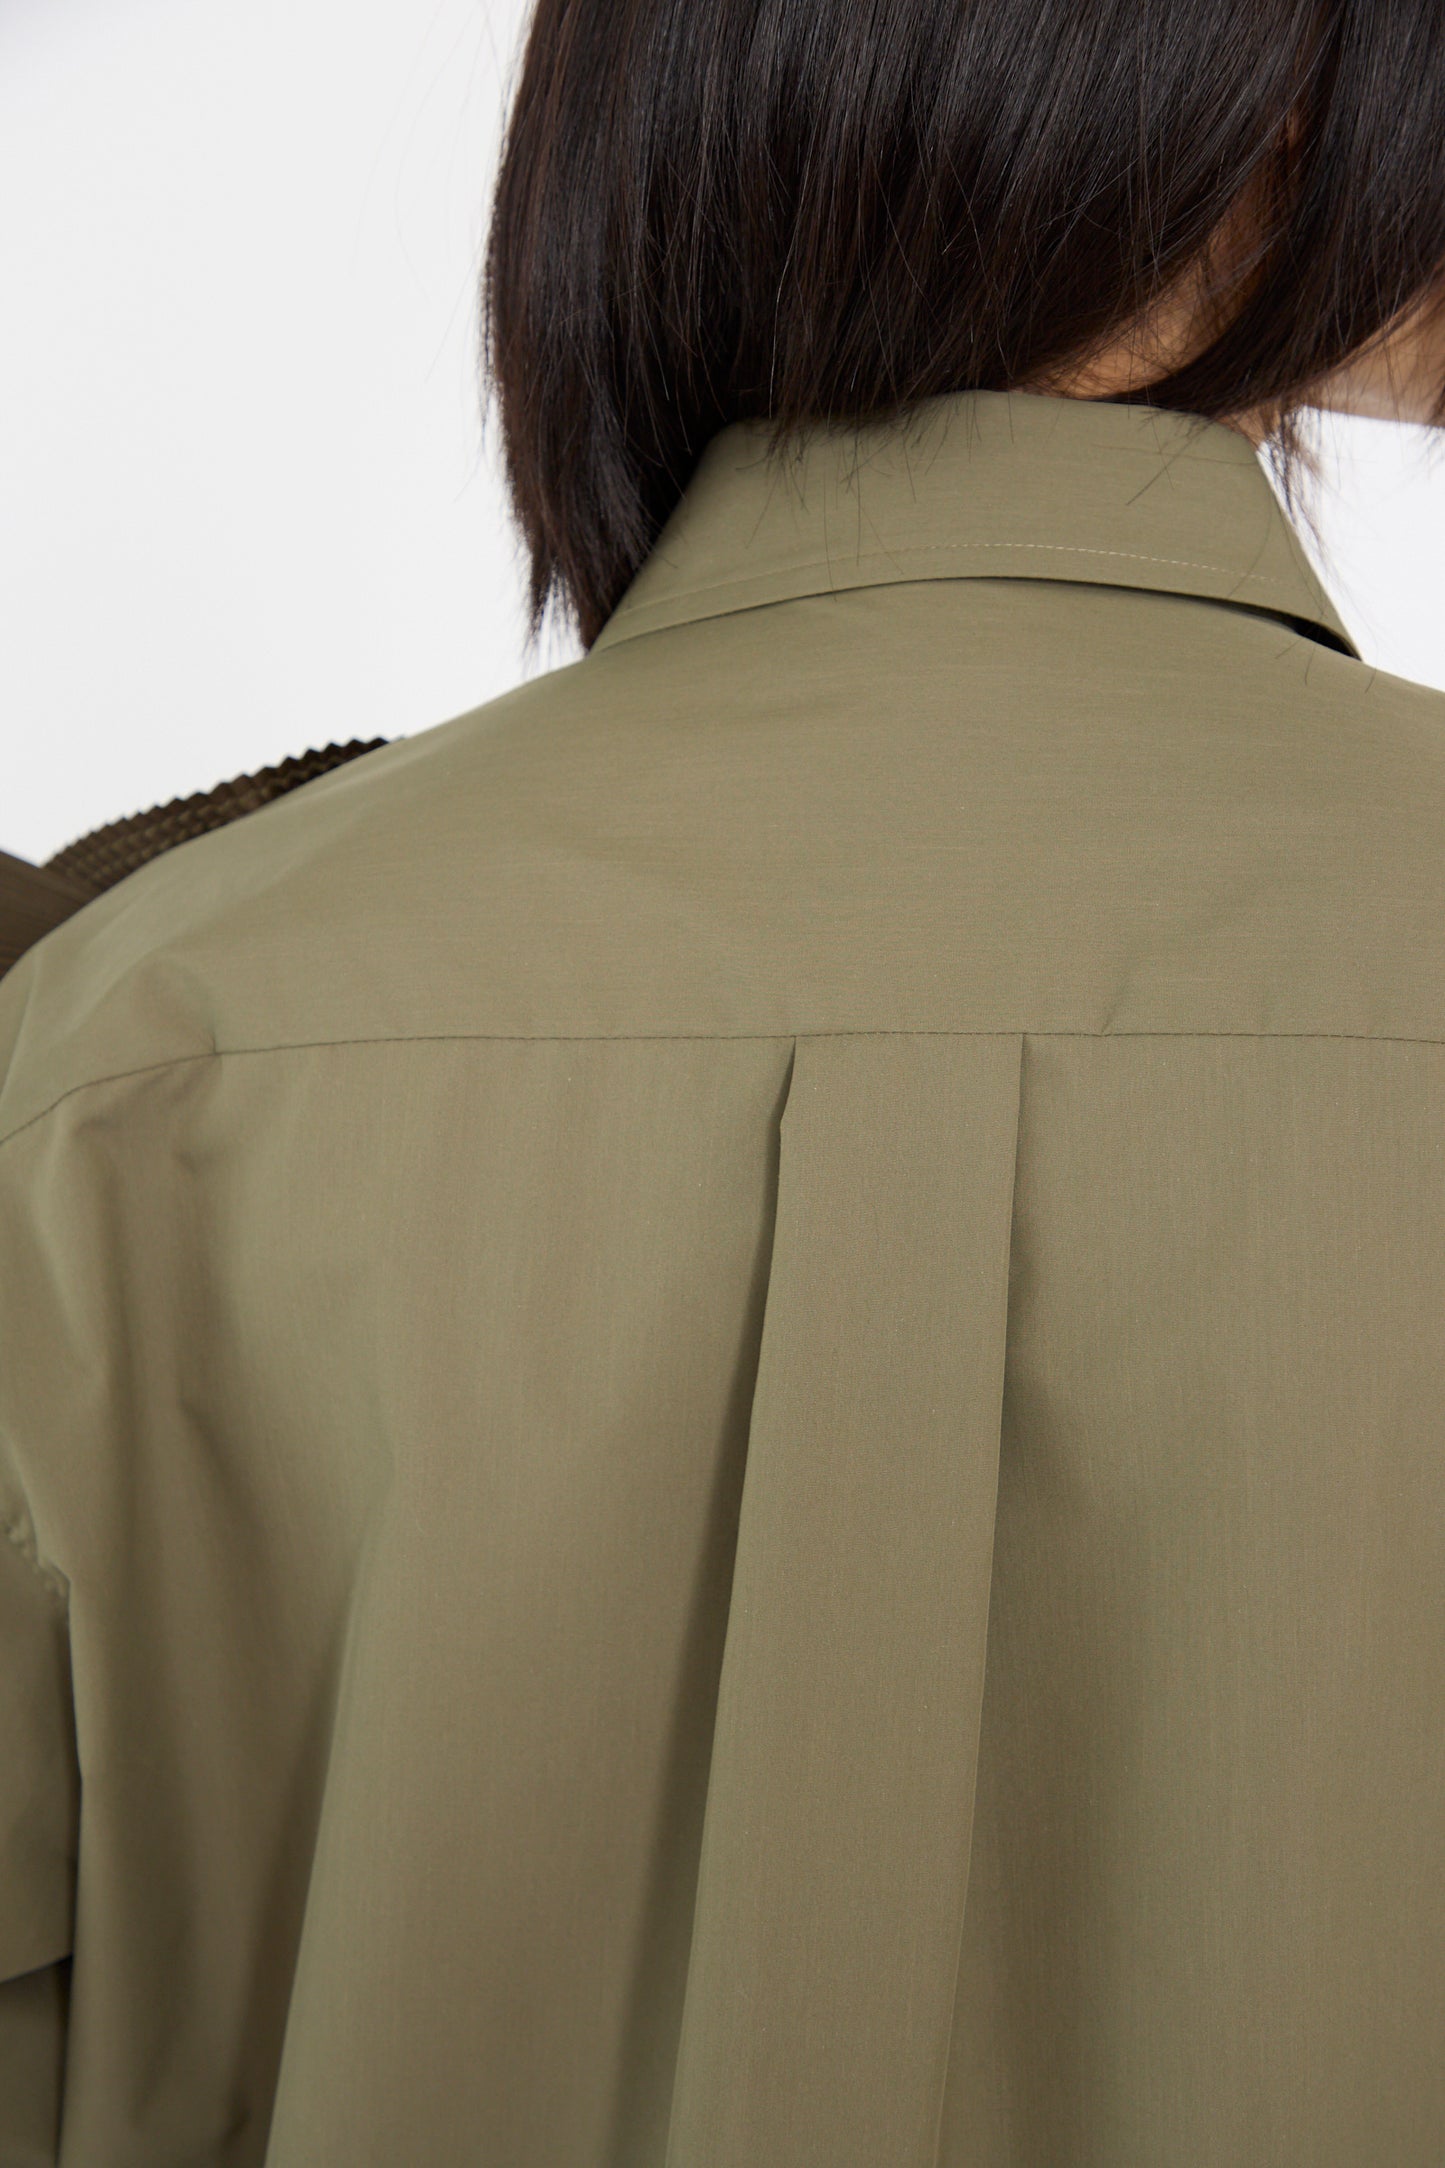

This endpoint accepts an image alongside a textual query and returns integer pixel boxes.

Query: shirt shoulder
[5,592,1445,1154]
[0,669,570,1150]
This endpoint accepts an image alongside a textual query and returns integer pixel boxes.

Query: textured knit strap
[40,738,390,897]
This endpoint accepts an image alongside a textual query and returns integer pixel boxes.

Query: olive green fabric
[3,386,1445,2167]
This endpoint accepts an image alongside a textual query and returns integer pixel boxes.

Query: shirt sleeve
[0,1516,79,2166]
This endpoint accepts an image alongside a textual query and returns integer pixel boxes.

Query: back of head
[480,0,1445,654]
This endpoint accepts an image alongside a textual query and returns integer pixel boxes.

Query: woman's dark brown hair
[480,0,1445,656]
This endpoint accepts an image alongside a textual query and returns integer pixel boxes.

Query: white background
[3,0,1444,867]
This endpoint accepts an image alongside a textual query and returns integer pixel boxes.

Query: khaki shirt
[3,387,1444,2167]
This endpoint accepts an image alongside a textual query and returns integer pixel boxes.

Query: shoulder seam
[0,1049,218,1156]
[7,1023,1445,1157]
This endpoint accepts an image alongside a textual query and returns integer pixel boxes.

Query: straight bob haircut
[480,0,1445,657]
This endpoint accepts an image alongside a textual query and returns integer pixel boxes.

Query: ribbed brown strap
[39,738,390,898]
[0,739,390,983]
[0,852,97,984]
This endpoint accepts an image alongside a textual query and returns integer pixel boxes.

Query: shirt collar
[590,387,1360,660]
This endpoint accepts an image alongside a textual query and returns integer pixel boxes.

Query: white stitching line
[835,541,1277,578]
[601,539,1302,633]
